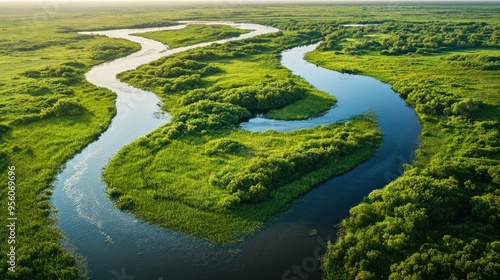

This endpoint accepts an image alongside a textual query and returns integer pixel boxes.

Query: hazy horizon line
[2,0,499,11]
[2,0,500,2]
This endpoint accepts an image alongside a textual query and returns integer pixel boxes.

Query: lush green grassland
[119,30,336,120]
[134,24,250,48]
[104,117,381,242]
[0,2,498,279]
[104,29,383,242]
[0,14,146,278]
[304,21,500,280]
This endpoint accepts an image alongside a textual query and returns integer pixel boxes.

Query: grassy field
[0,10,146,279]
[304,20,500,280]
[134,24,250,48]
[307,48,500,167]
[206,54,338,120]
[104,118,381,242]
[0,2,498,279]
[104,24,381,242]
[119,27,337,120]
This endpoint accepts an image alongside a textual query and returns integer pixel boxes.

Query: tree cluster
[321,21,500,280]
[324,165,500,280]
[119,58,218,95]
[210,126,381,205]
[319,21,500,55]
[88,41,138,61]
[445,53,500,71]
[170,100,251,136]
[390,79,482,119]
[180,79,306,111]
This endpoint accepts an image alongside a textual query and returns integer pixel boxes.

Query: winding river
[52,22,420,280]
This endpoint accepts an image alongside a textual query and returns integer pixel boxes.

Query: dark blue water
[52,31,420,280]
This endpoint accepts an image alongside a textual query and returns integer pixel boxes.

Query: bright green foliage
[211,122,381,204]
[134,24,250,48]
[0,7,144,280]
[119,29,334,119]
[2,59,120,126]
[318,21,500,56]
[171,100,251,135]
[1,2,498,279]
[203,139,247,156]
[119,31,336,119]
[103,117,382,242]
[323,175,500,279]
[87,42,139,61]
[180,79,306,111]
[104,26,381,242]
[119,58,213,96]
[117,195,135,211]
[445,53,500,71]
[311,20,500,280]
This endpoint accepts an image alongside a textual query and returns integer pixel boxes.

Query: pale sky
[1,0,498,2]
[1,0,498,6]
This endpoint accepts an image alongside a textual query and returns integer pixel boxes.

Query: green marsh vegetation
[0,3,367,278]
[105,26,382,242]
[134,24,250,48]
[117,30,336,120]
[0,8,154,279]
[303,13,500,280]
[119,35,335,119]
[0,2,498,279]
[104,117,381,242]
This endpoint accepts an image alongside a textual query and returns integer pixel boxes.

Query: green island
[0,2,498,279]
[133,24,251,48]
[104,116,381,242]
[118,28,336,120]
[103,20,380,243]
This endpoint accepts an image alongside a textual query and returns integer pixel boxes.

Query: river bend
[52,22,420,280]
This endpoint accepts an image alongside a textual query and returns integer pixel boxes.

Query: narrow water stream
[52,22,420,280]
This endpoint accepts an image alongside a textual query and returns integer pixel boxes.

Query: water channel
[52,22,420,280]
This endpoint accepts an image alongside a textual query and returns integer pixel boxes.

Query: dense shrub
[0,124,10,136]
[117,195,135,210]
[319,22,500,55]
[180,79,306,112]
[45,99,86,117]
[204,139,247,156]
[88,42,138,61]
[170,100,250,136]
[215,127,381,203]
[321,20,500,280]
[0,150,8,171]
[445,98,481,118]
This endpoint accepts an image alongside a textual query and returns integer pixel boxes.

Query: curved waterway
[52,22,420,280]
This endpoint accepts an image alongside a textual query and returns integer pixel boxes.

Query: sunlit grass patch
[311,23,500,280]
[134,24,250,48]
[103,117,382,243]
